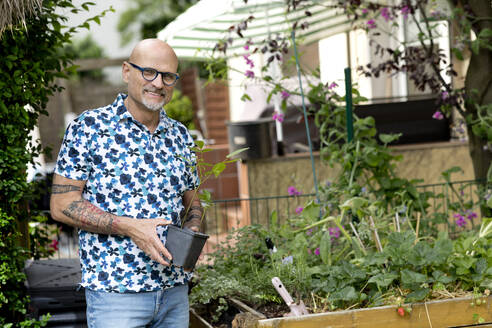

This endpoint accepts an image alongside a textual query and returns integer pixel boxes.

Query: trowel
[271,277,309,317]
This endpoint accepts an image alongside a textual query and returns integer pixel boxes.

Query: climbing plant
[0,0,112,325]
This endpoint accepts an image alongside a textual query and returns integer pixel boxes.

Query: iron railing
[46,179,490,260]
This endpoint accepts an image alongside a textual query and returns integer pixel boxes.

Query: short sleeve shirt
[55,93,199,292]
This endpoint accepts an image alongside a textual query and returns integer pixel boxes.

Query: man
[50,39,203,328]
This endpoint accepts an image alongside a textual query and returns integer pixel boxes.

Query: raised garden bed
[191,295,492,328]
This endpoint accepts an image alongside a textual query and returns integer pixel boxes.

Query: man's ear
[122,62,129,83]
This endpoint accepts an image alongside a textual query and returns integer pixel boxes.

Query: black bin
[227,118,273,160]
[24,259,87,327]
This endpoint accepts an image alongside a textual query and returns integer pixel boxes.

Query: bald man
[50,39,203,328]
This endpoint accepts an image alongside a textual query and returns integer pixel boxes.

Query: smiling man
[50,39,204,328]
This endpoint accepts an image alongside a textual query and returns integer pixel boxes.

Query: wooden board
[256,296,492,328]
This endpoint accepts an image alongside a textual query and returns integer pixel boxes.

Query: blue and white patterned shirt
[55,93,199,292]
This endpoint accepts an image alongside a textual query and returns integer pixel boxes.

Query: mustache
[143,87,166,97]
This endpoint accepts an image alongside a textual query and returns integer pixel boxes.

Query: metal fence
[48,179,490,260]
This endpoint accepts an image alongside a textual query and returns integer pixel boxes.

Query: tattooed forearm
[62,199,115,234]
[52,184,82,194]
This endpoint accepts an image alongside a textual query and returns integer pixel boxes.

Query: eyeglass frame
[127,62,180,86]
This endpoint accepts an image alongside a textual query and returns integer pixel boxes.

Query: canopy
[157,0,351,59]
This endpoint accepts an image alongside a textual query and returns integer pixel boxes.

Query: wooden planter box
[191,296,492,328]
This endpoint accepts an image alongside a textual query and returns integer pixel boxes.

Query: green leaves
[0,1,108,325]
[212,162,226,177]
[319,231,332,265]
[368,272,398,289]
[378,133,401,145]
[226,147,248,159]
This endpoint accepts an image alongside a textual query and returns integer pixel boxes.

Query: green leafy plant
[0,1,113,325]
[181,141,247,228]
[165,90,195,130]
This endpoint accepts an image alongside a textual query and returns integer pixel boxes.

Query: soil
[193,299,241,328]
[193,298,290,327]
[244,301,290,319]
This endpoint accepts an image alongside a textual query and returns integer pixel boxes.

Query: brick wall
[199,144,239,200]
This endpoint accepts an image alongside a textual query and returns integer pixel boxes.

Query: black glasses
[127,62,180,86]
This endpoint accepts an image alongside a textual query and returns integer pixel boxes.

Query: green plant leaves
[379,133,401,144]
[368,272,398,289]
[226,147,248,159]
[329,286,359,302]
[401,269,428,287]
[212,162,226,177]
[319,231,332,265]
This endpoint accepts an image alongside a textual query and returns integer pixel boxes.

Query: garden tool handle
[271,277,294,305]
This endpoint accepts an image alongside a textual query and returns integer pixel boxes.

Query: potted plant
[165,140,247,271]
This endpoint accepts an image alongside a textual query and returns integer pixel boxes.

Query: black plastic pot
[165,225,209,271]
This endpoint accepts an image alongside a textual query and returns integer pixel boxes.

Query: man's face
[123,53,177,112]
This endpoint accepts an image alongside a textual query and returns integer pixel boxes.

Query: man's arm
[50,173,173,265]
[182,190,204,232]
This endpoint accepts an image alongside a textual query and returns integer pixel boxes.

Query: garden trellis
[157,0,351,60]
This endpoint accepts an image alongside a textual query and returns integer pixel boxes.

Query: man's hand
[183,221,200,232]
[126,218,173,266]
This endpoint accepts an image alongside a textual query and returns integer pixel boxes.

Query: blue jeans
[85,284,189,328]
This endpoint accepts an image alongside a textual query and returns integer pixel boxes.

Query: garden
[179,0,492,327]
[186,79,492,328]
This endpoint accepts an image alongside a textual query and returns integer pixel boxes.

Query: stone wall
[240,141,474,199]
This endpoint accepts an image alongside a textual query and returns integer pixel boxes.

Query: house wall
[240,141,474,198]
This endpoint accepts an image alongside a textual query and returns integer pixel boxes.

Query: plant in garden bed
[191,195,492,321]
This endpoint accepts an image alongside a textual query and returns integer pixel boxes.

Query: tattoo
[186,213,201,222]
[51,184,82,194]
[62,199,114,234]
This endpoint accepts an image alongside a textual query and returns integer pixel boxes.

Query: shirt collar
[111,93,175,132]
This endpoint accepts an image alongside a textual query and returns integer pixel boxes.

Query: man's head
[122,39,178,112]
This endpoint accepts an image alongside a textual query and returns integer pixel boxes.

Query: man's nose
[151,74,165,88]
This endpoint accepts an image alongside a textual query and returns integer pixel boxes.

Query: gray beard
[142,89,166,111]
[143,98,165,112]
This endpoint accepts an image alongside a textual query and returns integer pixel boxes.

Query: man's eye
[143,69,157,78]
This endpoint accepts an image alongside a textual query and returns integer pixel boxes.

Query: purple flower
[456,217,467,227]
[454,213,467,227]
[362,8,368,14]
[287,186,301,196]
[432,111,444,120]
[466,210,477,221]
[272,112,284,123]
[441,91,449,100]
[314,248,320,256]
[381,7,392,21]
[306,228,313,236]
[243,54,254,68]
[281,90,290,99]
[328,82,338,90]
[295,206,304,214]
[243,39,253,50]
[401,5,410,20]
[329,227,341,239]
[245,70,255,79]
[367,19,377,29]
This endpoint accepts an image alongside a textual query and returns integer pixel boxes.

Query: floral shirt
[55,93,199,292]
